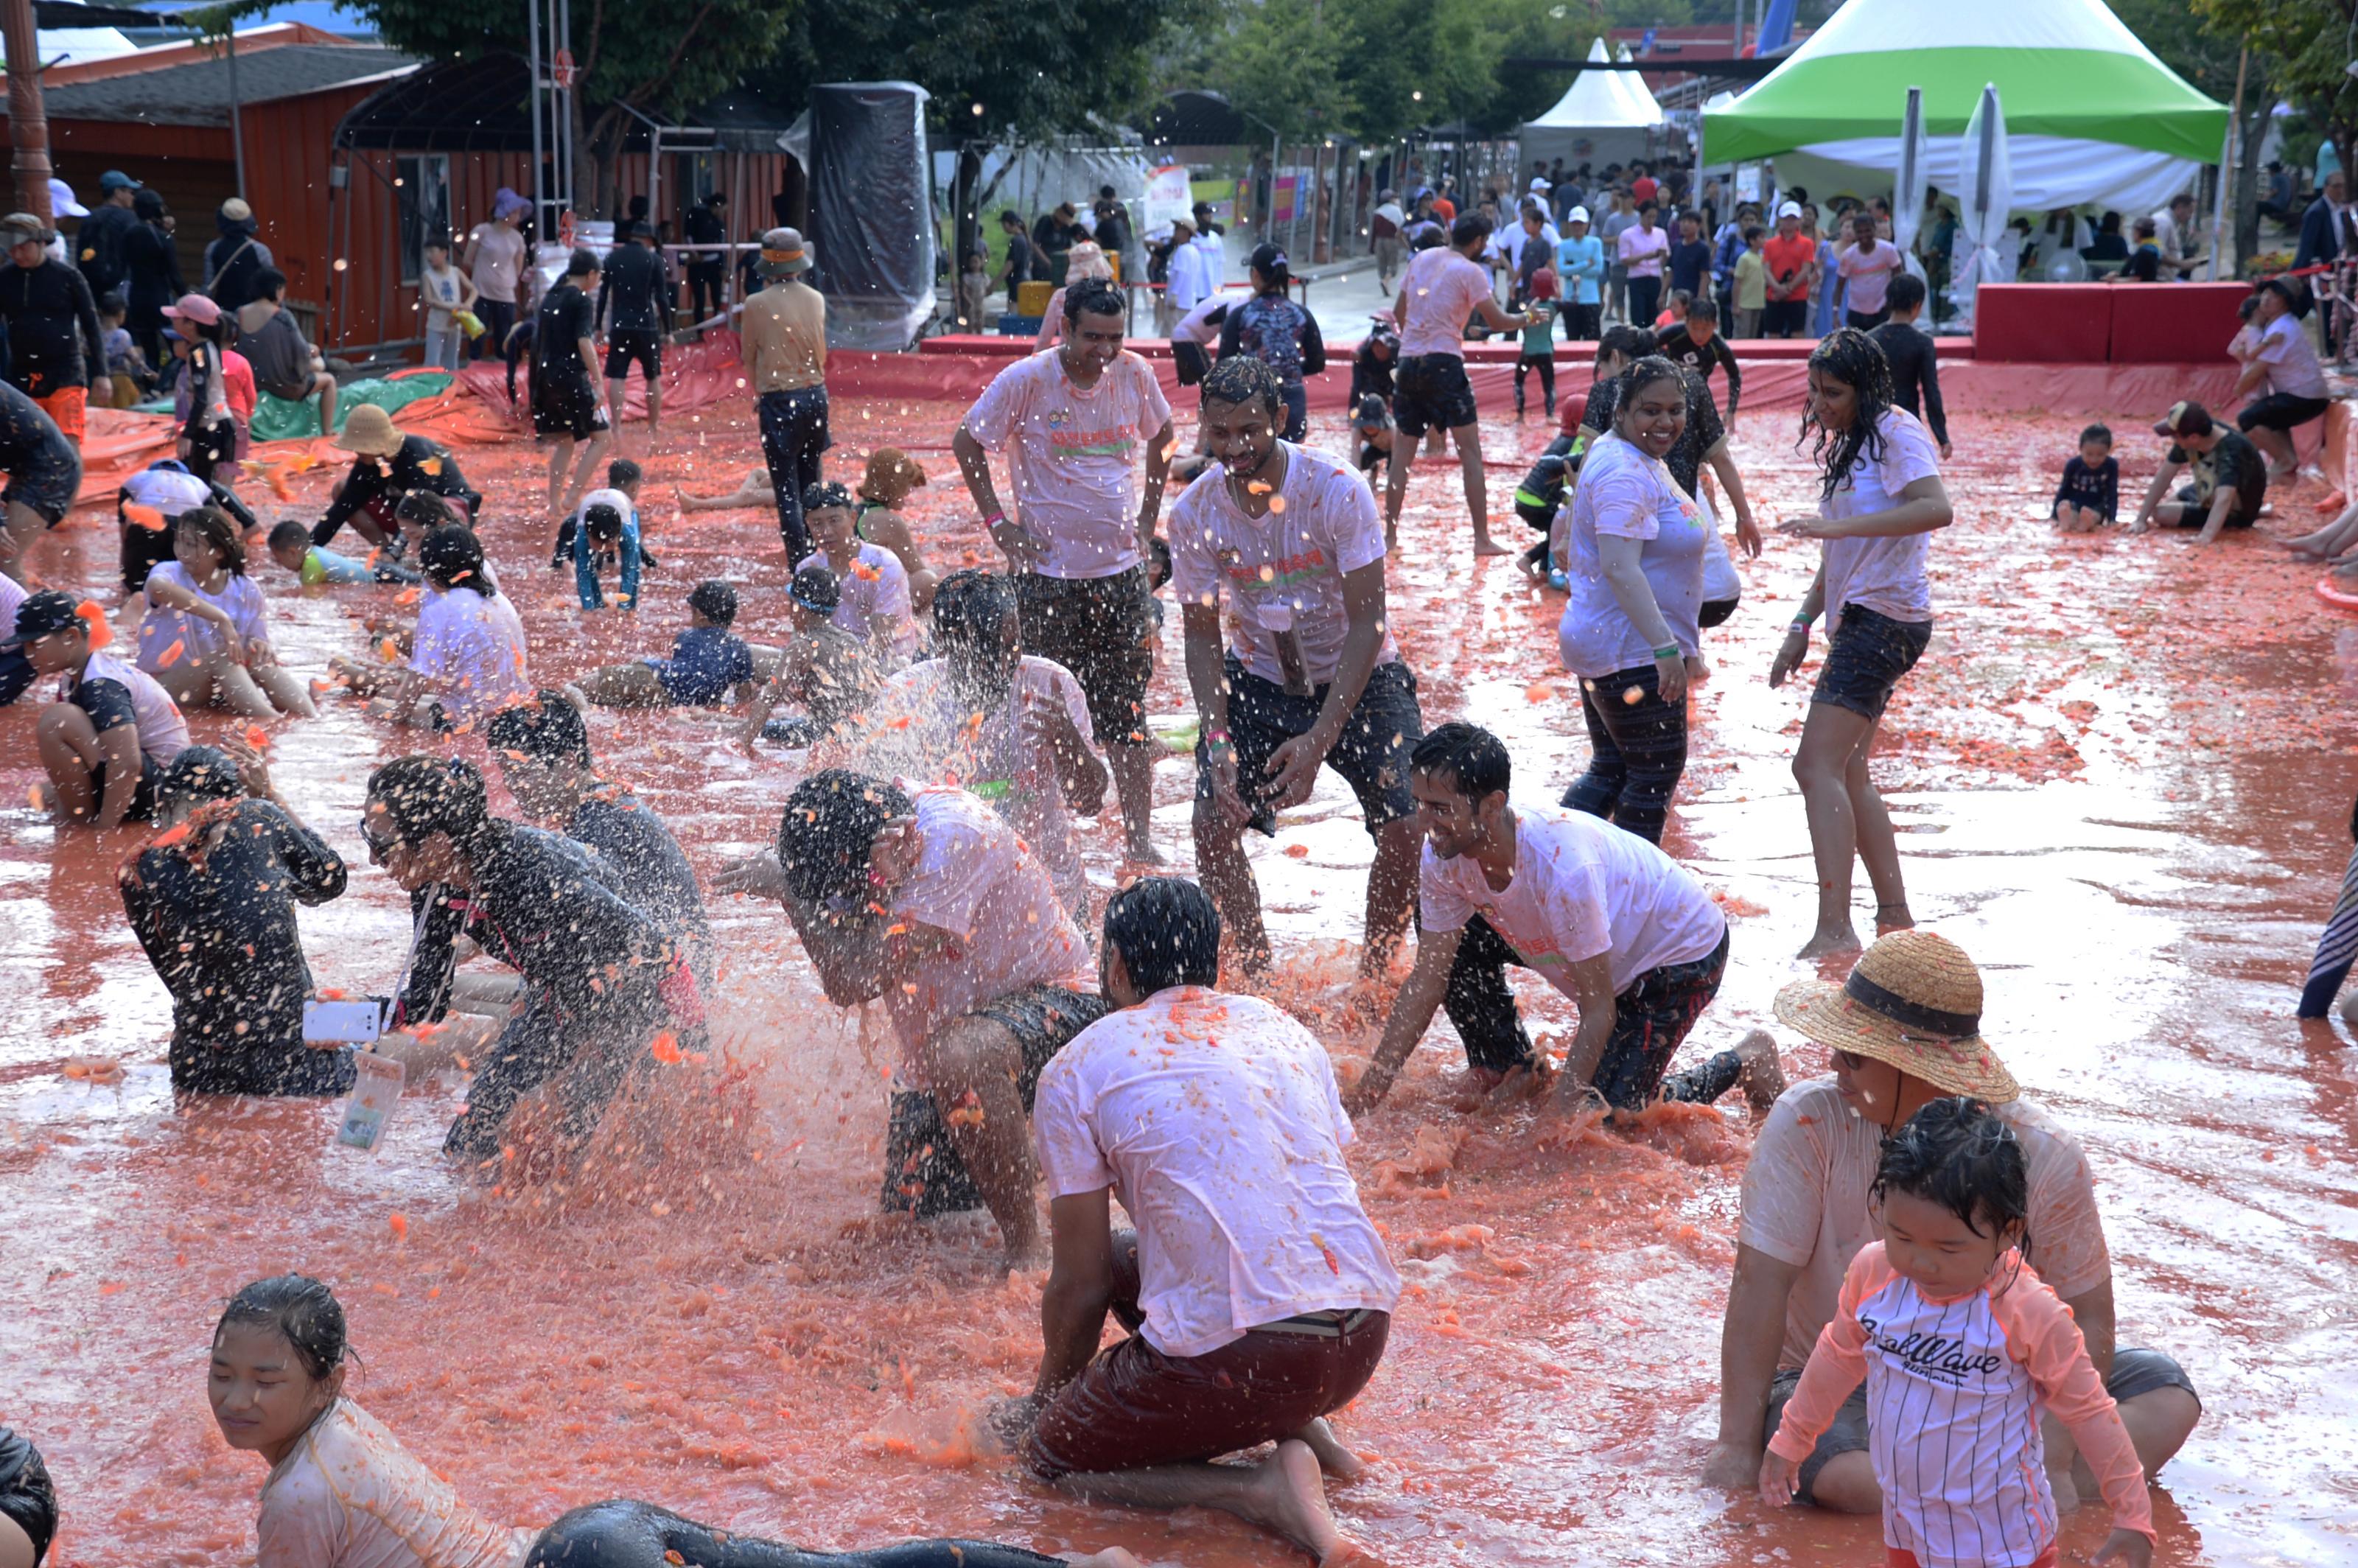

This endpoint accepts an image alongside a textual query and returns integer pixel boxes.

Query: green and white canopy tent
[1700,0,2228,214]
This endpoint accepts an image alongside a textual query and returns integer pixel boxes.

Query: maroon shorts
[1021,1239,1390,1479]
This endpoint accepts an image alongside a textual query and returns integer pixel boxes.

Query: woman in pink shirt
[1762,1098,2155,1568]
[1617,203,1671,332]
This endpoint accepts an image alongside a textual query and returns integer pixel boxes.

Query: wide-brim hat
[759,227,811,276]
[1772,929,2018,1103]
[334,403,405,458]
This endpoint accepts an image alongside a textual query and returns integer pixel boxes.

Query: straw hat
[1772,930,2018,1103]
[759,227,811,277]
[335,404,405,458]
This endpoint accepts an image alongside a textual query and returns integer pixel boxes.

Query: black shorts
[6,431,82,525]
[1017,566,1156,746]
[1197,655,1424,838]
[1392,353,1478,439]
[2237,391,2329,433]
[1812,603,1930,722]
[881,984,1110,1217]
[2171,483,2258,530]
[533,373,609,441]
[1698,594,1739,629]
[88,750,161,823]
[1766,1346,2198,1507]
[603,329,662,381]
[0,643,33,707]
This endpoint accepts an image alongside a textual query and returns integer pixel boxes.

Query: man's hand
[220,735,273,800]
[983,1393,1046,1449]
[2092,1530,2152,1568]
[990,518,1044,573]
[1938,441,1953,461]
[1206,742,1254,828]
[711,854,788,900]
[1701,1438,1763,1493]
[1264,731,1332,811]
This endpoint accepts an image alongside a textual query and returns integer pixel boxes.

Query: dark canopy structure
[333,52,800,154]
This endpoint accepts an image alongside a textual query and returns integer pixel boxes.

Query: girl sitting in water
[136,505,316,719]
[210,1273,1144,1568]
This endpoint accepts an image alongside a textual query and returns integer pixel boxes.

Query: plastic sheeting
[248,372,455,445]
[805,82,937,353]
[1775,136,2199,217]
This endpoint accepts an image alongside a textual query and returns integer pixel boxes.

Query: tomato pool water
[1,393,2353,1567]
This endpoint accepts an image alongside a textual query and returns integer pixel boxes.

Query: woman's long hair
[1799,326,1895,504]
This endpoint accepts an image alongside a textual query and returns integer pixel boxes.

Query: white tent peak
[1526,36,1660,130]
[1797,0,2178,66]
[1612,41,1666,127]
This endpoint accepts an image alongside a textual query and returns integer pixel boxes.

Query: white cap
[47,179,86,219]
[1777,200,1803,220]
[1529,175,1551,192]
[1567,206,1591,224]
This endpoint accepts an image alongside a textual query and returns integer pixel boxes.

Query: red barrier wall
[1972,282,2249,365]
[2107,282,2249,364]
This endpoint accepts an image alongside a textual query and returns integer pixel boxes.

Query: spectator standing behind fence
[203,199,272,312]
[1,211,104,450]
[463,189,533,363]
[683,191,727,332]
[122,188,183,368]
[75,169,140,307]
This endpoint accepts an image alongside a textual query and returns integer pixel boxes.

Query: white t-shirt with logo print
[798,541,919,659]
[960,349,1172,580]
[1166,444,1397,690]
[1416,802,1724,997]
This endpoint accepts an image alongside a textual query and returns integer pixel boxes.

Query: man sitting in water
[1348,721,1781,1119]
[719,770,1099,1265]
[1701,929,2202,1516]
[2125,400,2267,544]
[1004,877,1399,1566]
[816,568,1107,923]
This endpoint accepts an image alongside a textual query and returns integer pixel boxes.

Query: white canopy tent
[1520,37,1663,176]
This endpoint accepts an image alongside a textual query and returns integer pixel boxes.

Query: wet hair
[606,458,642,489]
[1801,327,1896,505]
[1449,212,1491,249]
[565,248,601,279]
[485,691,592,768]
[1684,292,1715,321]
[1063,276,1125,324]
[1102,877,1221,993]
[419,525,489,594]
[160,743,244,806]
[394,491,458,531]
[1200,354,1284,421]
[1886,273,1927,313]
[930,566,1017,651]
[1595,323,1656,368]
[1872,1098,2031,1258]
[215,1273,349,1382]
[800,480,855,518]
[175,505,246,575]
[2079,423,2113,448]
[582,502,625,545]
[1354,393,1390,424]
[858,447,927,506]
[788,565,840,613]
[1410,721,1511,802]
[368,753,499,858]
[1614,355,1687,431]
[267,519,310,556]
[776,769,912,907]
[1248,241,1290,293]
[687,578,738,625]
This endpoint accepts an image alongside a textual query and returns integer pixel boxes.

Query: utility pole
[2,0,55,221]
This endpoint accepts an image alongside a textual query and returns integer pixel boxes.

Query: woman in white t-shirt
[136,505,315,718]
[1555,356,1708,845]
[211,1274,1136,1568]
[1768,328,1952,958]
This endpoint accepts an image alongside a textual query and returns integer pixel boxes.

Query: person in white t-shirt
[816,568,1108,922]
[1699,931,2200,1516]
[1170,356,1426,979]
[18,587,189,827]
[2231,276,2331,478]
[1010,877,1398,1564]
[394,526,530,728]
[1770,329,1951,959]
[727,772,1099,1266]
[797,481,920,661]
[1386,212,1532,553]
[1353,722,1780,1119]
[953,276,1174,864]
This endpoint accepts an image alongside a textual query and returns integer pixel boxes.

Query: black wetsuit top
[119,799,358,1095]
[313,435,482,546]
[564,788,711,979]
[0,259,103,395]
[1869,320,1949,448]
[596,245,675,335]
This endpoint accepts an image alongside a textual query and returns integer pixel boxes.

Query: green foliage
[1206,0,1361,143]
[2196,0,2357,164]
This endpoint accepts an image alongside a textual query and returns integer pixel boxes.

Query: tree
[2114,0,2280,269]
[2200,0,2358,189]
[196,0,802,213]
[1206,0,1360,145]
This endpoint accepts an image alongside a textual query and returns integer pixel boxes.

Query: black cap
[687,578,738,625]
[14,590,82,640]
[159,745,244,806]
[789,565,840,614]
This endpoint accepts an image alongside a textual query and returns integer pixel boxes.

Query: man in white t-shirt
[1701,930,2201,1517]
[2150,194,2204,279]
[1171,355,1425,980]
[1351,721,1776,1119]
[1834,213,1905,330]
[1012,876,1398,1564]
[1386,211,1531,555]
[1163,214,1214,316]
[953,277,1174,864]
[727,771,1099,1265]
[816,568,1108,921]
[2231,276,2331,478]
[18,588,189,827]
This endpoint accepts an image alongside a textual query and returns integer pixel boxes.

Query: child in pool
[266,520,421,586]
[2052,424,2119,533]
[1351,393,1395,483]
[209,1273,1143,1568]
[1761,1096,2155,1568]
[570,578,758,709]
[136,506,315,717]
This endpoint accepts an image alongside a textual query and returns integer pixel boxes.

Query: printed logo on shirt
[1857,1313,2005,1387]
[1217,545,1328,589]
[1043,405,1136,459]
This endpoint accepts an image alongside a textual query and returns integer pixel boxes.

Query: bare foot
[1384,522,1399,552]
[1239,1440,1346,1561]
[1123,839,1165,867]
[1471,536,1514,558]
[1795,924,1861,960]
[1734,1029,1787,1113]
[1874,902,1915,934]
[1291,1418,1369,1483]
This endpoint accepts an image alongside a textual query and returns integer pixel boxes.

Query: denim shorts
[1392,352,1478,438]
[1813,603,1931,722]
[1196,656,1424,837]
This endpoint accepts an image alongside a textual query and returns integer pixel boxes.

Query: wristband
[1206,728,1234,750]
[1787,618,1812,634]
[982,511,1007,530]
[1653,643,1680,660]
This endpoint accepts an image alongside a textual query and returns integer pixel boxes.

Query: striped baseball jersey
[1768,1242,2155,1568]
